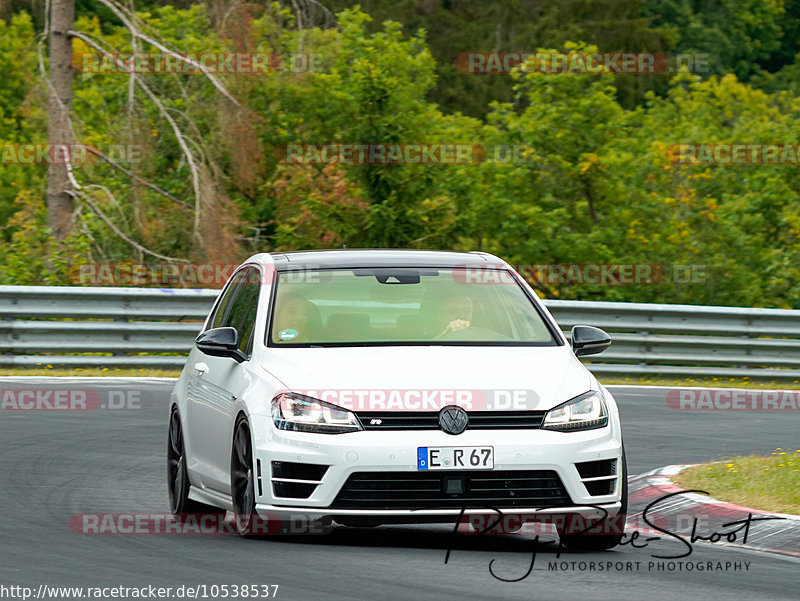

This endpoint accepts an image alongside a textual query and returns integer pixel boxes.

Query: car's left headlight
[542,391,608,431]
[271,393,363,434]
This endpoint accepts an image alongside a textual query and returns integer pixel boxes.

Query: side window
[208,268,248,331]
[223,267,261,354]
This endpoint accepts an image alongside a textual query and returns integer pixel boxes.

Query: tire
[167,409,226,518]
[231,416,262,536]
[560,444,628,552]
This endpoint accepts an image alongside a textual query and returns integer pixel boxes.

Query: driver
[433,295,474,339]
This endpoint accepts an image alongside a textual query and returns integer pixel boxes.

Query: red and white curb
[627,464,800,557]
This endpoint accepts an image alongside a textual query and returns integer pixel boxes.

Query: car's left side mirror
[570,325,611,357]
[196,327,247,363]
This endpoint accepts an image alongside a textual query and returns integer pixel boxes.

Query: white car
[168,250,626,550]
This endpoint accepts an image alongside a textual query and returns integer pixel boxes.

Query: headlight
[542,391,608,431]
[271,393,362,434]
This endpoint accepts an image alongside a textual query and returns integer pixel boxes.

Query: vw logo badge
[438,406,469,435]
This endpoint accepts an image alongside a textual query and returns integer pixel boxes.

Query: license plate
[417,446,494,470]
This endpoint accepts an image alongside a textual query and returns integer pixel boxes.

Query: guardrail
[2,285,800,379]
[547,301,800,380]
[0,286,216,369]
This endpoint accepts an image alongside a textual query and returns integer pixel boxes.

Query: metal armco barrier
[2,286,800,379]
[0,286,217,369]
[547,300,800,380]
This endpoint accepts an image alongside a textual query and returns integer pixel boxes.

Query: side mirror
[571,325,611,357]
[196,327,247,363]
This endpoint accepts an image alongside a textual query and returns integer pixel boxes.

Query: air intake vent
[575,459,616,479]
[271,461,329,481]
[272,481,317,499]
[584,480,615,496]
[270,461,328,500]
[575,459,617,496]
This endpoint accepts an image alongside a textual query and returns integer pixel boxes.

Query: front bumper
[250,413,623,523]
[254,502,622,529]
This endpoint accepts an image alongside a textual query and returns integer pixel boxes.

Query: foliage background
[2,0,800,306]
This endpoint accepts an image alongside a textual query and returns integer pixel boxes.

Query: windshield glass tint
[269,268,555,345]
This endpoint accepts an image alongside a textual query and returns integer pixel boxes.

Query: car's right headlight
[271,393,362,434]
[542,391,608,431]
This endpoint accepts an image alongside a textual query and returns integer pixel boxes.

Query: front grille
[356,411,546,431]
[331,470,572,510]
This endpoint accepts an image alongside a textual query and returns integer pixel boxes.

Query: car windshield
[268,267,556,346]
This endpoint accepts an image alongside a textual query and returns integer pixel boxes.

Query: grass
[0,371,799,388]
[0,367,181,377]
[673,450,800,515]
[602,375,800,390]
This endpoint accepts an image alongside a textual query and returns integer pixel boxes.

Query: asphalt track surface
[1,379,799,601]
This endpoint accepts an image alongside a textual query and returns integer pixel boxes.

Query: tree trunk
[47,0,75,241]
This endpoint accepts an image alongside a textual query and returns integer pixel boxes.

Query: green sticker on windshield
[278,328,299,340]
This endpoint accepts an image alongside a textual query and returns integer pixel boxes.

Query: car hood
[259,345,593,411]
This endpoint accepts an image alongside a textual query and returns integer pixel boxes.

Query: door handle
[194,362,209,376]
